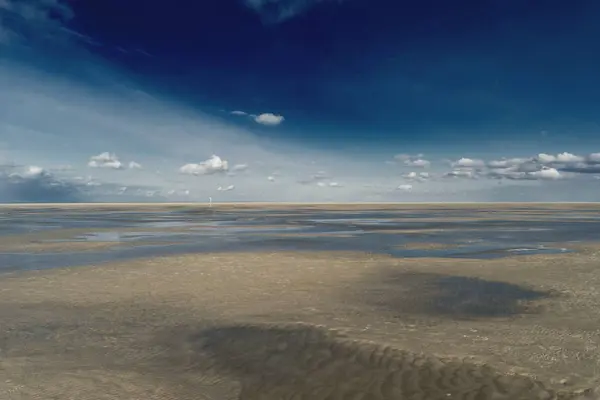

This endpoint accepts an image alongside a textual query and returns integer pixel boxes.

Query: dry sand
[1,244,600,399]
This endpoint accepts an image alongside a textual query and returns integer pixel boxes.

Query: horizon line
[1,201,600,207]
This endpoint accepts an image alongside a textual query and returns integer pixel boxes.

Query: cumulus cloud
[438,150,600,182]
[390,154,431,169]
[128,161,142,169]
[452,158,485,168]
[536,152,584,164]
[530,167,561,180]
[487,158,529,169]
[229,110,285,126]
[403,171,430,182]
[444,169,478,179]
[254,113,285,126]
[179,155,229,176]
[88,152,124,170]
[217,184,235,191]
[394,153,423,161]
[404,158,430,168]
[443,154,573,181]
[316,181,344,188]
[536,152,600,174]
[488,166,562,181]
[482,151,600,178]
[392,153,423,164]
[397,184,413,191]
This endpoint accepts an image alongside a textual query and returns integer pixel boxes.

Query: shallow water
[0,206,598,272]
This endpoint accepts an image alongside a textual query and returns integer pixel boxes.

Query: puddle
[140,221,197,229]
[391,244,571,260]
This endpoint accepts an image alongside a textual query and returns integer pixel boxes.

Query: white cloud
[267,175,275,181]
[394,153,423,161]
[217,184,235,191]
[128,161,142,169]
[316,181,344,188]
[230,110,285,126]
[486,152,600,175]
[254,113,285,126]
[312,171,329,180]
[452,157,485,168]
[19,165,45,178]
[231,163,248,172]
[536,152,584,164]
[397,184,413,191]
[444,169,478,179]
[403,171,430,182]
[87,152,123,170]
[536,153,556,164]
[487,166,561,181]
[530,167,561,180]
[179,155,229,176]
[404,158,430,168]
[487,158,529,169]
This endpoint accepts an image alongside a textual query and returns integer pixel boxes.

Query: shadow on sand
[188,322,594,400]
[0,300,595,400]
[355,270,554,319]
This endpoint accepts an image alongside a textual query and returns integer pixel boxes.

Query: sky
[1,0,600,202]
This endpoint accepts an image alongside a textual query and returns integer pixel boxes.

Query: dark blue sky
[61,0,600,149]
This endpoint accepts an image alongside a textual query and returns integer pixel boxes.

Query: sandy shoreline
[1,246,599,399]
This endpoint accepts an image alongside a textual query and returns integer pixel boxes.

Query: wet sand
[3,201,600,211]
[1,244,600,399]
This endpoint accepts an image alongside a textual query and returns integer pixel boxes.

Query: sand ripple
[190,323,598,400]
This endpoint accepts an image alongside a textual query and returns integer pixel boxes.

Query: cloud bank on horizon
[0,0,599,203]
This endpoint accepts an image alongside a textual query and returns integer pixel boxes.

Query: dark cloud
[559,164,600,174]
[0,165,170,203]
[0,166,83,203]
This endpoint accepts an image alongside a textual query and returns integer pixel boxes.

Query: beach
[1,246,600,398]
[1,204,599,399]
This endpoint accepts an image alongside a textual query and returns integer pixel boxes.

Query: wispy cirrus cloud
[243,0,338,23]
[0,0,74,46]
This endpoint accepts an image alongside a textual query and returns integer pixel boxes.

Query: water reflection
[0,206,598,272]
